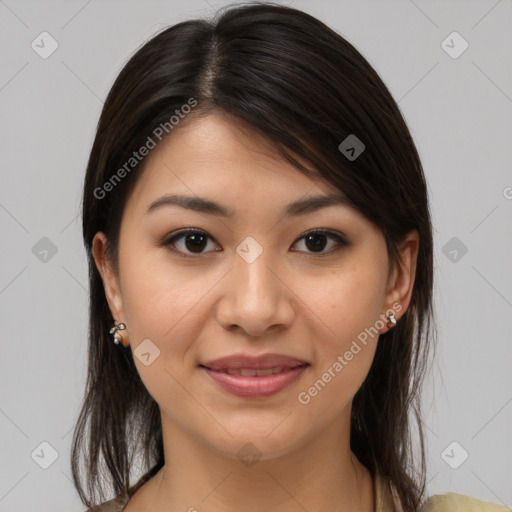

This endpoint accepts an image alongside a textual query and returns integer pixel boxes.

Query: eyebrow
[145,192,351,218]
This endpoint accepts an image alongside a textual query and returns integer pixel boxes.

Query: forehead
[123,111,339,212]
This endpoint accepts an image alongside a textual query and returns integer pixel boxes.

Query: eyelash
[161,228,350,258]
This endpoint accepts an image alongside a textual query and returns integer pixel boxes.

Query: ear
[380,230,419,332]
[92,232,129,345]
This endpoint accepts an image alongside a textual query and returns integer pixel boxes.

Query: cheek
[294,262,385,409]
[118,247,215,372]
[296,290,381,422]
[119,255,212,413]
[302,262,386,347]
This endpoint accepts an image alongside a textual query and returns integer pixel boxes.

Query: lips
[199,353,309,398]
[215,367,290,377]
[200,353,308,372]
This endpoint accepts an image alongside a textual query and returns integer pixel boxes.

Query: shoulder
[84,497,126,512]
[420,492,511,512]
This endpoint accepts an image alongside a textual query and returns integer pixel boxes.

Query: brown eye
[304,233,328,252]
[163,229,220,256]
[292,229,349,255]
[162,228,349,258]
[183,233,207,252]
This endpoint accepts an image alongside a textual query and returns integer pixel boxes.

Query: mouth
[199,353,310,398]
[200,365,308,377]
[200,352,309,372]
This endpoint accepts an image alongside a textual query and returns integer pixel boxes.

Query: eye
[162,228,220,256]
[161,228,349,257]
[291,229,349,255]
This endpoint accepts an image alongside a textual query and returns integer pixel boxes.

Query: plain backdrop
[0,0,511,510]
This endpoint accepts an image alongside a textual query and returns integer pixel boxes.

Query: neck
[148,414,375,512]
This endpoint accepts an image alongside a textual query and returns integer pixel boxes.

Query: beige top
[87,472,511,511]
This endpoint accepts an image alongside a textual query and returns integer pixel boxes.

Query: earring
[387,314,397,329]
[110,322,126,345]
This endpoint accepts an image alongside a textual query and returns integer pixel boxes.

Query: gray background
[1,0,511,510]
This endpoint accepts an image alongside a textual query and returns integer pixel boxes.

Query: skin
[93,109,419,512]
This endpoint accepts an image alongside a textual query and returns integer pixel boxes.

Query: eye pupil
[186,233,207,252]
[166,229,344,257]
[305,233,327,252]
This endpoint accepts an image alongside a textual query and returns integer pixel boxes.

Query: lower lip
[201,365,308,398]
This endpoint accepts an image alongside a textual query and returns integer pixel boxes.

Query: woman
[72,3,508,511]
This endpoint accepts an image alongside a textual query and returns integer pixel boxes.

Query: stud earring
[387,314,397,329]
[110,322,127,345]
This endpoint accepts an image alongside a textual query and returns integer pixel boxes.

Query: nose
[215,245,295,337]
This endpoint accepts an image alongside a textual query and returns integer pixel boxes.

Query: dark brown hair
[73,2,435,510]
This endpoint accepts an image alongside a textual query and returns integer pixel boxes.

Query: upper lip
[200,353,309,371]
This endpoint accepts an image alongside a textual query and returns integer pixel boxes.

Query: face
[93,110,417,463]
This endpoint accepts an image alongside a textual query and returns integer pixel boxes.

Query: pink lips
[200,353,309,398]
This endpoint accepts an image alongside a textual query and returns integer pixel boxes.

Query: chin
[201,420,312,464]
